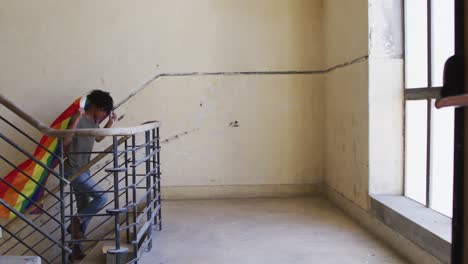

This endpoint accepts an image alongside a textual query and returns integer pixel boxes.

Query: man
[64,90,116,260]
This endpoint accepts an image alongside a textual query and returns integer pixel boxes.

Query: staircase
[0,94,162,264]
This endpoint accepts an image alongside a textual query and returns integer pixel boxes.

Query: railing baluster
[145,131,153,251]
[106,135,127,264]
[151,129,157,226]
[132,134,138,261]
[58,138,68,264]
[124,138,130,245]
[156,127,162,230]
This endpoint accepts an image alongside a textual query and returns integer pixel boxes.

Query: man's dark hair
[87,90,114,113]
[441,54,464,97]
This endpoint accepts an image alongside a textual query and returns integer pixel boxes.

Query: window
[404,0,454,217]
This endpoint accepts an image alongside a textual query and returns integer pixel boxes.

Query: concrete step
[0,256,41,264]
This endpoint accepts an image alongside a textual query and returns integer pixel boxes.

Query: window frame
[403,0,453,212]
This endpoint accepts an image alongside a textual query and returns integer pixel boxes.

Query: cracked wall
[0,0,325,196]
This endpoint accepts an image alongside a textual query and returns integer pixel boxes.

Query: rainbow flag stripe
[0,96,86,219]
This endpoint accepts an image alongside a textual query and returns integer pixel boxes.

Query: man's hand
[96,111,117,142]
[77,108,85,118]
[109,111,117,125]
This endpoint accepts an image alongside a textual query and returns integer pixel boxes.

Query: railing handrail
[0,94,160,137]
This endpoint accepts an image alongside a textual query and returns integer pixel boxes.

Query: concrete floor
[140,197,409,264]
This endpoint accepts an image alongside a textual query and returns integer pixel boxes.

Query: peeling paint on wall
[368,0,403,58]
[228,121,239,128]
[160,128,200,145]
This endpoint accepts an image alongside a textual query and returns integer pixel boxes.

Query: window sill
[370,195,451,263]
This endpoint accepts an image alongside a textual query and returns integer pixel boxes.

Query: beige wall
[323,0,404,209]
[323,0,370,209]
[322,0,368,69]
[0,0,325,195]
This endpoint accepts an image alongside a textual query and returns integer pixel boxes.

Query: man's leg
[75,190,90,215]
[68,172,93,260]
[72,172,108,234]
[73,189,89,236]
[68,186,87,239]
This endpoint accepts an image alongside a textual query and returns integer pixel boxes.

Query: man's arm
[96,111,117,142]
[63,109,84,146]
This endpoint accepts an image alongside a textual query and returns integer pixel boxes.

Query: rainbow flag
[0,96,87,219]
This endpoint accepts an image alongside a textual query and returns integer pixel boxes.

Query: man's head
[86,90,114,122]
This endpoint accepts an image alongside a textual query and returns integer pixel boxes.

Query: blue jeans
[67,170,108,234]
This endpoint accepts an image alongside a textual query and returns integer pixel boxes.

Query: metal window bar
[405,87,442,100]
[403,0,442,209]
[425,0,433,208]
[426,99,432,207]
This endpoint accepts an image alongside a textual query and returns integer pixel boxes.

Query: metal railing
[0,94,162,264]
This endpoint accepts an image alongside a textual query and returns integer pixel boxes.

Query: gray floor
[140,197,409,264]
